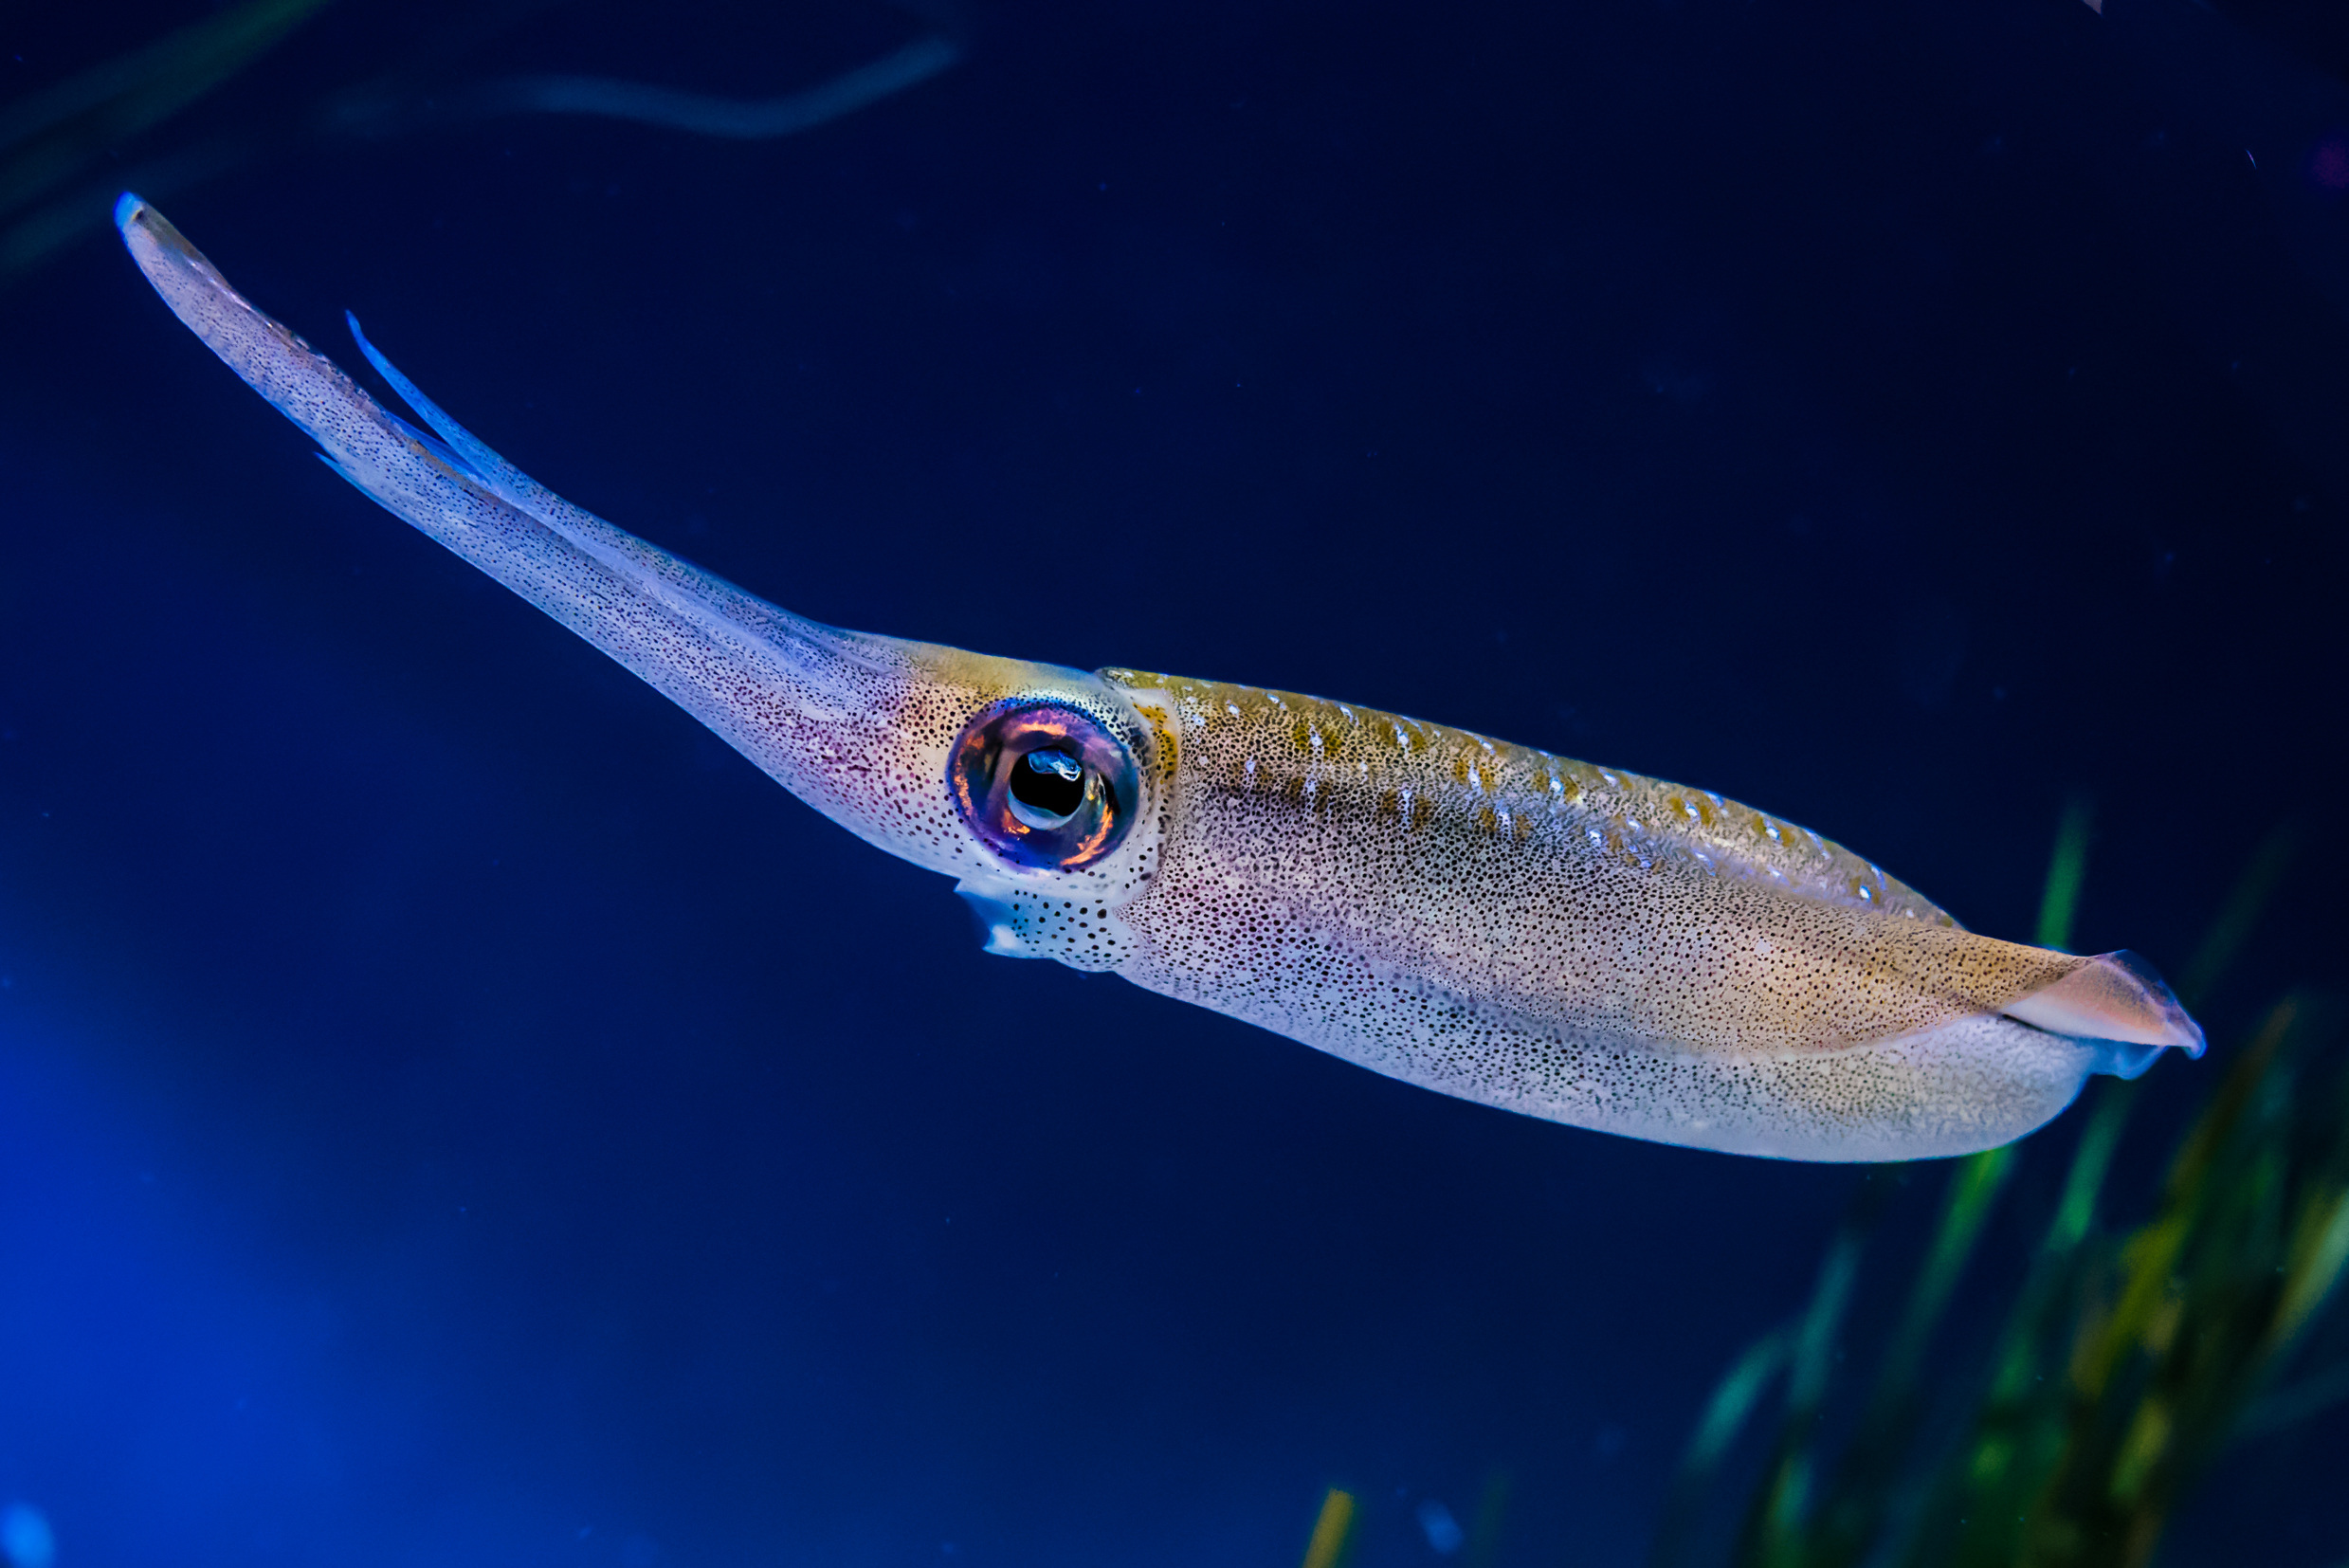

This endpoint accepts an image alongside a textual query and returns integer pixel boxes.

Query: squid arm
[115,195,2202,1161]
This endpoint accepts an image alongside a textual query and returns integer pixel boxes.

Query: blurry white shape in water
[469,35,960,139]
[0,1503,55,1568]
[1416,1498,1465,1555]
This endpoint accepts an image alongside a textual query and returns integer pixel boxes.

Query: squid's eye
[951,702,1138,870]
[1009,749,1086,829]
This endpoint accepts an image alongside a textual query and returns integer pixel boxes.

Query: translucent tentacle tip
[115,191,148,231]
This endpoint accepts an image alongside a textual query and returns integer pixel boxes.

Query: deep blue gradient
[2,1,2345,1563]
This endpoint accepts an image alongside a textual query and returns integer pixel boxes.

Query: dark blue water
[2,1,2344,1563]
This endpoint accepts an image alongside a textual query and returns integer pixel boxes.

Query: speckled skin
[1088,675,2130,1158]
[118,197,2201,1161]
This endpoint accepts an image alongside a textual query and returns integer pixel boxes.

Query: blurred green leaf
[1649,813,2332,1568]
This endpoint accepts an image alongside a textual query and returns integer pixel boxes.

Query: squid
[115,195,2203,1162]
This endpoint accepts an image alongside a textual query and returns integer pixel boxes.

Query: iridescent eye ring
[949,701,1139,870]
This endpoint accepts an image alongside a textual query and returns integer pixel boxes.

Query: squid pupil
[1011,748,1086,822]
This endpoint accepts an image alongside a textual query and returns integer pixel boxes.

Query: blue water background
[2,0,2345,1562]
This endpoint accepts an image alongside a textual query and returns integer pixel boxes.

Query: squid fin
[2002,949,2205,1078]
[344,310,552,521]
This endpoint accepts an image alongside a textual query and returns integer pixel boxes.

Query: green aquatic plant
[1300,1487,1357,1568]
[1291,1470,1510,1567]
[0,0,337,276]
[0,0,957,284]
[1650,812,2340,1568]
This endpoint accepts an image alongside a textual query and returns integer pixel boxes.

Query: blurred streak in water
[0,0,958,284]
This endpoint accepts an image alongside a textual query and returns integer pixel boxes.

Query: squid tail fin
[2003,949,2206,1080]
